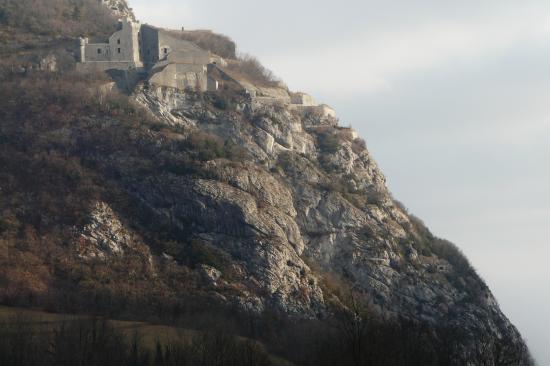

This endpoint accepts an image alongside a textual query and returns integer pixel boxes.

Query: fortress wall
[207,64,247,93]
[253,96,291,105]
[291,93,317,106]
[83,21,141,66]
[158,32,203,53]
[167,50,211,65]
[319,105,337,118]
[288,104,336,118]
[140,25,160,65]
[149,64,208,91]
[84,44,111,62]
[108,20,141,64]
[76,61,139,72]
[157,31,213,63]
[209,54,227,67]
[207,77,219,91]
[78,21,219,93]
[175,64,207,74]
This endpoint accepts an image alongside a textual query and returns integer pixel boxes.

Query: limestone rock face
[101,0,135,20]
[78,202,152,263]
[199,264,222,285]
[127,84,529,360]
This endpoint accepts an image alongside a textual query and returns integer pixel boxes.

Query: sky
[130,1,549,363]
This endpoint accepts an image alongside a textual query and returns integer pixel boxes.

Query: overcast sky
[130,1,549,363]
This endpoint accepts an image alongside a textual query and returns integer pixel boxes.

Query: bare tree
[335,290,372,366]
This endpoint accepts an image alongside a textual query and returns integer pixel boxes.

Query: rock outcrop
[78,201,152,262]
[101,0,135,20]
[126,84,529,361]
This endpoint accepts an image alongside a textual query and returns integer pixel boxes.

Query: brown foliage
[170,29,237,59]
[0,316,273,366]
[226,54,280,87]
[0,0,117,38]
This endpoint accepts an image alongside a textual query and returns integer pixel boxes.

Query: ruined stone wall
[167,50,210,65]
[139,27,212,66]
[149,63,208,91]
[84,43,111,62]
[291,92,317,106]
[157,32,209,62]
[76,61,139,72]
[108,19,141,65]
[207,64,246,93]
[78,22,219,93]
[288,104,337,118]
[140,25,160,66]
[80,20,142,67]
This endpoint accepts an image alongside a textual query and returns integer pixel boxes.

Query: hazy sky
[130,1,549,363]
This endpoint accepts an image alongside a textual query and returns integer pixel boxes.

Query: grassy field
[0,306,196,348]
[0,306,294,365]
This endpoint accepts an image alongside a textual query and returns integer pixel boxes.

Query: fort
[78,18,336,117]
[77,18,223,92]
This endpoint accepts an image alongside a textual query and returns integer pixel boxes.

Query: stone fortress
[77,18,335,117]
[77,18,224,91]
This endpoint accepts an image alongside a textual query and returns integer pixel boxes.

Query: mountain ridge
[0,1,533,365]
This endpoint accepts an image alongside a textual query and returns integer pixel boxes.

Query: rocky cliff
[131,86,530,359]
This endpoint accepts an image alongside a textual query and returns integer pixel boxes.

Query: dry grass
[167,29,236,59]
[224,55,281,88]
[0,306,292,365]
[0,0,117,38]
[0,306,198,350]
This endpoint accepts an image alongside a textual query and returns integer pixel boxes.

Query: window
[97,49,101,54]
[117,48,121,53]
[117,39,120,44]
[164,48,168,54]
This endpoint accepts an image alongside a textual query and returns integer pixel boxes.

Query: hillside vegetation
[0,0,116,38]
[0,307,274,366]
[0,0,117,80]
[168,29,237,59]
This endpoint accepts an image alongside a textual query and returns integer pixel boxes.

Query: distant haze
[131,1,550,363]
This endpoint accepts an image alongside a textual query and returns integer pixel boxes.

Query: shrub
[408,213,434,248]
[0,8,8,24]
[276,151,294,173]
[351,138,367,154]
[0,0,117,38]
[316,131,341,154]
[227,54,280,87]
[366,187,386,206]
[0,316,274,366]
[393,199,409,213]
[172,30,237,59]
[430,238,472,275]
[0,218,8,234]
[358,225,376,241]
[212,94,234,110]
[179,131,246,162]
[187,241,228,270]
